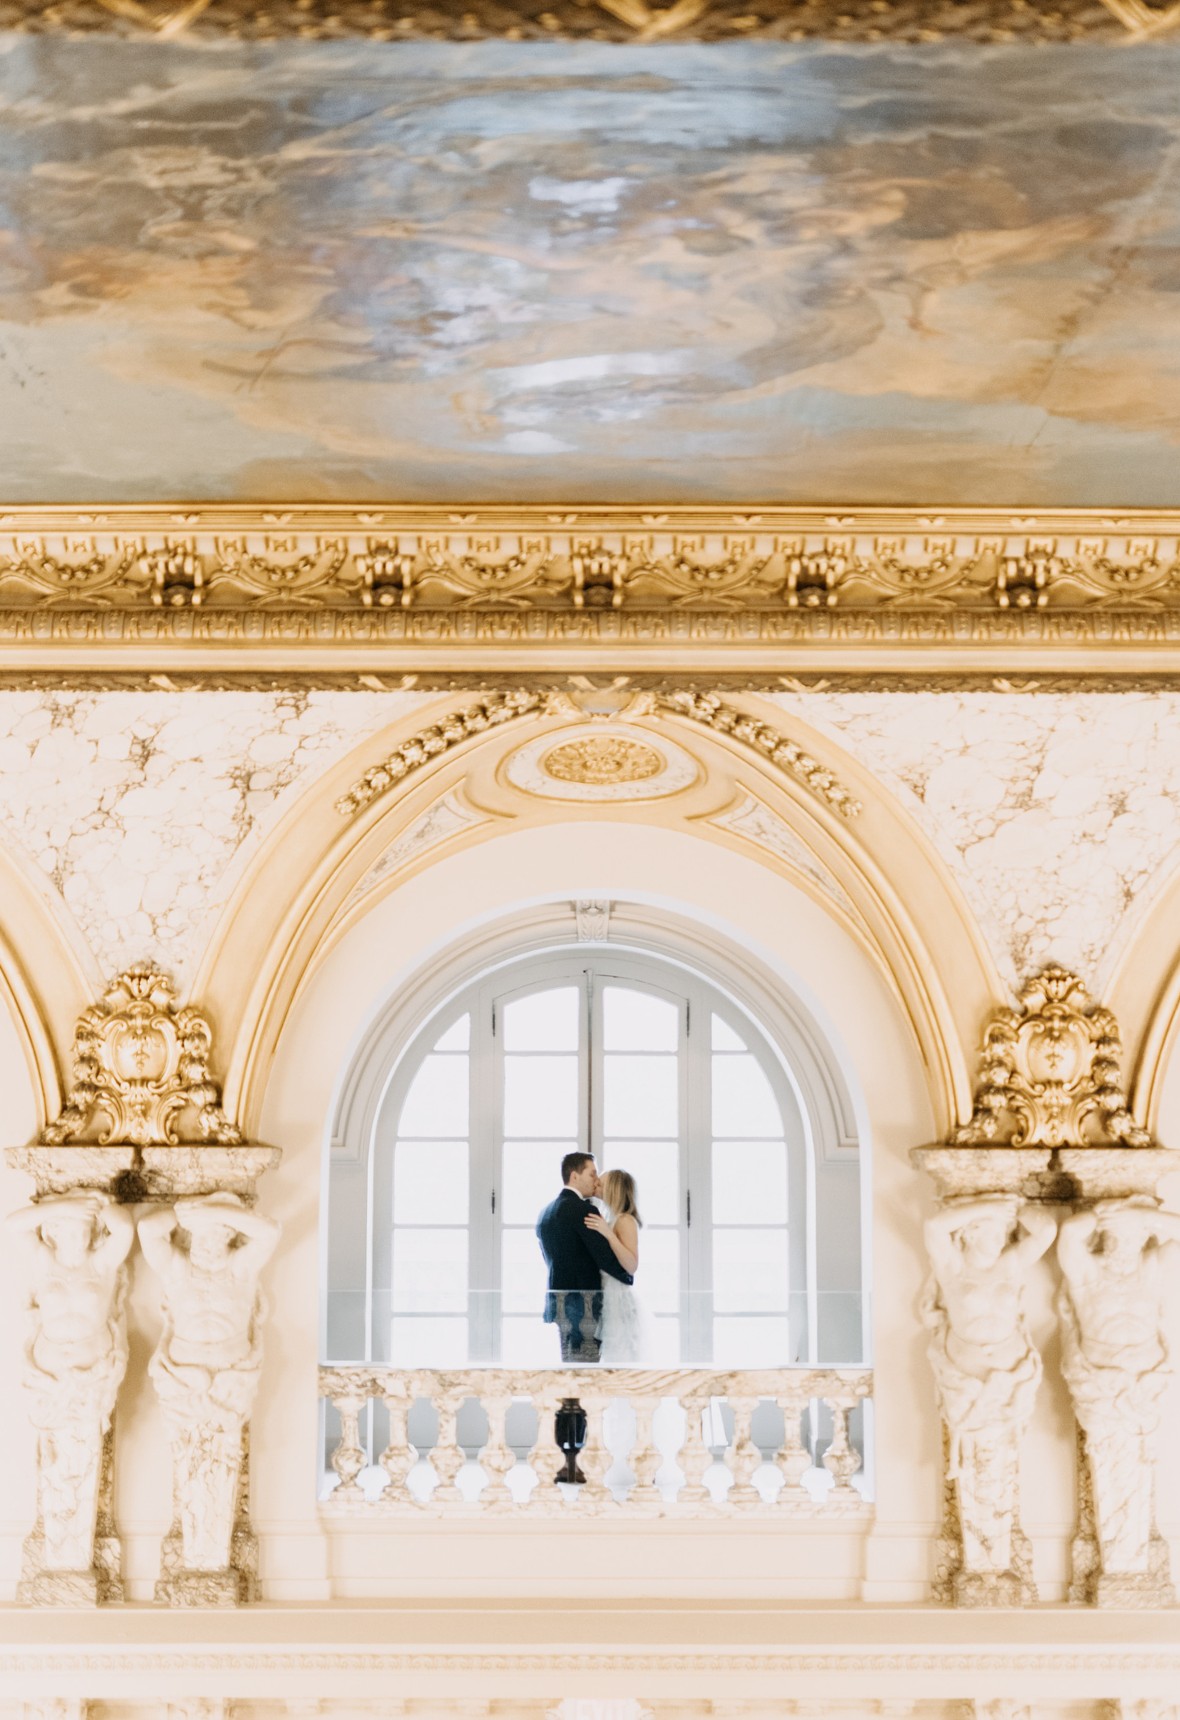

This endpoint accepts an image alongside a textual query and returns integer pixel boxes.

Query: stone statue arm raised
[924,1195,1015,1267]
[1013,1203,1057,1268]
[225,1204,280,1270]
[137,1204,181,1275]
[1057,1206,1097,1280]
[173,1195,280,1270]
[91,1201,135,1269]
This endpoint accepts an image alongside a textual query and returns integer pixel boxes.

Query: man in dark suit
[536,1151,634,1362]
[536,1151,634,1482]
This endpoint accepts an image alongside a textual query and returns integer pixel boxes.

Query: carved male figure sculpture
[8,1193,134,1597]
[920,1195,1056,1604]
[1057,1200,1180,1603]
[138,1193,279,1585]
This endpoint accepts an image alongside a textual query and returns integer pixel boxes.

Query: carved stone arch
[1105,845,1180,1135]
[198,689,1000,1141]
[0,832,97,1128]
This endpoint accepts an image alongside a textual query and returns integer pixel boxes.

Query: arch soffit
[0,834,96,1126]
[1108,851,1180,1134]
[331,898,860,1184]
[204,692,999,1140]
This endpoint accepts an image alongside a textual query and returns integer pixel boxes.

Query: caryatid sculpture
[920,1196,1056,1605]
[1057,1200,1180,1605]
[7,1193,135,1603]
[138,1192,279,1600]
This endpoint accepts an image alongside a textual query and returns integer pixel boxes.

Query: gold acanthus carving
[3,513,1180,615]
[542,736,664,785]
[0,0,1164,46]
[953,967,1151,1151]
[41,964,242,1149]
[335,690,861,820]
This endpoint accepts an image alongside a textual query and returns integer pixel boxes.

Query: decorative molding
[6,965,279,1202]
[656,692,861,819]
[949,966,1151,1152]
[576,901,612,942]
[504,723,699,803]
[710,794,858,920]
[345,791,489,909]
[335,691,547,816]
[0,0,1162,46]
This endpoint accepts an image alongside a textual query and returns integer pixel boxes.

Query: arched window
[363,947,820,1370]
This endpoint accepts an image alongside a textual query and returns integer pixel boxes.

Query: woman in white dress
[584,1169,653,1365]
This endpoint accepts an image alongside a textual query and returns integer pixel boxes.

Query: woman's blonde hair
[600,1168,642,1227]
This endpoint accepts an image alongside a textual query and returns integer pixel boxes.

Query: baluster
[626,1392,663,1512]
[526,1383,566,1510]
[430,1383,467,1506]
[478,1389,516,1512]
[774,1388,811,1508]
[675,1389,713,1508]
[378,1385,416,1506]
[574,1389,611,1510]
[325,1374,370,1499]
[727,1393,762,1510]
[822,1394,862,1496]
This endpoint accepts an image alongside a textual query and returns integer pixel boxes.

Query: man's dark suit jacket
[535,1187,634,1323]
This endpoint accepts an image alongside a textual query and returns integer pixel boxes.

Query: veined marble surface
[771,691,1180,991]
[0,689,430,985]
[1,40,1180,504]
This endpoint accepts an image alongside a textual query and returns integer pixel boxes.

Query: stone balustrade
[318,1366,872,1516]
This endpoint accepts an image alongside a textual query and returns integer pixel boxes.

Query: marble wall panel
[1,40,1180,504]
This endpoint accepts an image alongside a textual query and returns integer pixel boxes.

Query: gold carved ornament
[41,963,242,1149]
[541,736,664,785]
[951,966,1151,1151]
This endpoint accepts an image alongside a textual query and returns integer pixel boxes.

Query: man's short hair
[562,1151,595,1185]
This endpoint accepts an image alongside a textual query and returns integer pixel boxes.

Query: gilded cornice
[5,506,1180,675]
[0,0,1168,42]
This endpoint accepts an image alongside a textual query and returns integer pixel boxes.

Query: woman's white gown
[596,1205,657,1366]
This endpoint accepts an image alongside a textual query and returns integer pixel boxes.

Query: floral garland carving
[656,692,862,818]
[334,690,547,815]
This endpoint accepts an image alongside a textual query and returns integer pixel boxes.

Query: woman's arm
[585,1211,639,1275]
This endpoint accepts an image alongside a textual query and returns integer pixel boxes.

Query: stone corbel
[913,966,1180,1609]
[6,963,281,1609]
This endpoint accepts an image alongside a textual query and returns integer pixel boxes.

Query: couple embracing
[535,1151,652,1367]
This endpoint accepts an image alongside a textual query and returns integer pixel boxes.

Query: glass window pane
[712,1317,792,1368]
[394,1139,469,1224]
[603,1054,677,1137]
[603,986,678,1052]
[433,1014,470,1051]
[398,1053,470,1137]
[503,987,579,1051]
[392,1228,468,1312]
[711,1140,787,1225]
[501,1140,576,1224]
[712,1013,747,1052]
[390,1316,468,1367]
[637,1227,680,1315]
[503,1316,563,1368]
[712,1228,788,1312]
[712,1053,782,1138]
[503,1054,579,1137]
[599,1140,679,1226]
[501,1226,549,1315]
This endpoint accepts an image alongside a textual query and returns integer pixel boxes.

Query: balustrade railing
[318,1366,872,1516]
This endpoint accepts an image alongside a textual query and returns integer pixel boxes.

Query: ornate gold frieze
[0,0,1152,43]
[4,510,1180,614]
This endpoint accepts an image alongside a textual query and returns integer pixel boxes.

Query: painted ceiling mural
[1,38,1179,505]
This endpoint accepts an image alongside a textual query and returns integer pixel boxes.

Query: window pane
[503,987,579,1051]
[603,1054,677,1137]
[712,1229,788,1312]
[637,1227,680,1315]
[432,1014,470,1051]
[501,1140,576,1224]
[599,1140,679,1226]
[715,1231,791,1307]
[711,1053,781,1138]
[394,1139,469,1225]
[503,1316,563,1368]
[501,1226,548,1314]
[503,1054,579,1137]
[711,1140,787,1225]
[603,986,678,1052]
[392,1227,468,1312]
[398,1053,470,1137]
[712,1013,747,1052]
[390,1316,468,1367]
[713,1317,792,1367]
